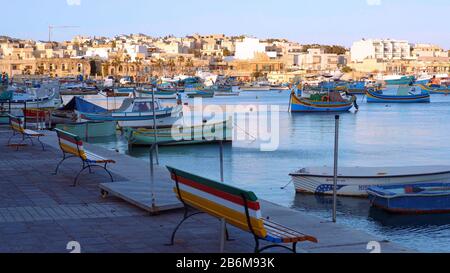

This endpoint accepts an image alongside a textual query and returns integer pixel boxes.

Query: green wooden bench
[167,166,318,253]
[54,128,115,186]
[7,114,45,151]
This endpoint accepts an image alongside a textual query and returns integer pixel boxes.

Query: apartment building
[351,39,411,62]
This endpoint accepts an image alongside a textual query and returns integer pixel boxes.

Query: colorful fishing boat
[123,118,233,146]
[366,86,430,103]
[368,183,450,214]
[290,90,357,112]
[416,84,450,94]
[290,165,450,197]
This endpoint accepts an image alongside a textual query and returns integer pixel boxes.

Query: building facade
[351,39,411,62]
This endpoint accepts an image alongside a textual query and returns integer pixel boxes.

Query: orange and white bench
[7,114,45,151]
[54,128,115,186]
[167,166,318,253]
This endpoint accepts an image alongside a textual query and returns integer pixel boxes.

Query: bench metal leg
[53,153,74,175]
[167,208,204,246]
[73,163,114,187]
[7,131,17,145]
[254,237,298,253]
[37,136,45,151]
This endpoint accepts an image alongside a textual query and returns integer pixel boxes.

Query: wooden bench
[7,114,45,151]
[167,166,318,253]
[54,128,116,186]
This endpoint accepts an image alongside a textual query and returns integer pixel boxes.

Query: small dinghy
[368,183,450,214]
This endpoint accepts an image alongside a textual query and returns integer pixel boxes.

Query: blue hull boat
[366,90,430,103]
[368,183,450,214]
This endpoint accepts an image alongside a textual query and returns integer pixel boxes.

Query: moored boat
[290,165,450,197]
[123,118,233,146]
[55,121,117,139]
[290,90,357,112]
[366,86,430,103]
[368,183,450,214]
[78,97,183,128]
[416,84,450,94]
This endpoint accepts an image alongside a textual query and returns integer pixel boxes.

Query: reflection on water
[83,91,450,252]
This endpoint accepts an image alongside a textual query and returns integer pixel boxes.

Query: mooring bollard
[333,115,340,223]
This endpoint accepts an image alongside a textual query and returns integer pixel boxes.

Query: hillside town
[1,34,449,83]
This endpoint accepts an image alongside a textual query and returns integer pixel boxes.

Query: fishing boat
[78,97,183,128]
[186,90,215,98]
[366,85,430,103]
[4,84,62,109]
[123,118,233,146]
[135,88,179,99]
[416,84,450,94]
[56,121,117,139]
[380,75,415,85]
[99,88,133,97]
[368,183,450,214]
[240,82,271,91]
[51,96,108,124]
[290,165,450,197]
[290,89,357,112]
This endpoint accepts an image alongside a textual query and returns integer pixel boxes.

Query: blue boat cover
[59,97,107,113]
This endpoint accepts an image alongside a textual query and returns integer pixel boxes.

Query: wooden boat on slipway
[290,166,450,197]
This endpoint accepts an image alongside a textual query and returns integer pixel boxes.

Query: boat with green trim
[366,85,430,103]
[123,118,233,146]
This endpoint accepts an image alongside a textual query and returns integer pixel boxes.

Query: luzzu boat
[78,98,183,128]
[416,84,450,94]
[123,118,233,146]
[366,85,430,103]
[290,89,357,112]
[290,165,450,197]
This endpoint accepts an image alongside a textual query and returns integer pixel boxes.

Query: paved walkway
[0,127,414,253]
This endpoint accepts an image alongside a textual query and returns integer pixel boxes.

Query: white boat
[78,98,183,128]
[6,84,61,109]
[240,82,271,91]
[290,165,450,197]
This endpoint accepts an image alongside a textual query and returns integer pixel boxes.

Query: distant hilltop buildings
[0,34,449,83]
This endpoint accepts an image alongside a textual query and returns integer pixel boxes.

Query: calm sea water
[82,91,450,253]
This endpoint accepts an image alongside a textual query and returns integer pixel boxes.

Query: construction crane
[48,25,80,42]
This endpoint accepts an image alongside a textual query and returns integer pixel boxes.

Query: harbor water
[78,91,450,253]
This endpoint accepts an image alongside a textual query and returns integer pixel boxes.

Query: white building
[124,44,148,61]
[234,38,267,60]
[85,47,111,59]
[351,39,411,62]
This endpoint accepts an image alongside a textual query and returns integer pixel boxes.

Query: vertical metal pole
[23,102,27,129]
[152,87,159,165]
[333,115,340,223]
[219,140,224,183]
[219,140,225,253]
[150,144,156,210]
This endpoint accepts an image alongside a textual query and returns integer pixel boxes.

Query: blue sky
[2,0,450,48]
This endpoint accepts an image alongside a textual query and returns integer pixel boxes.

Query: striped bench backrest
[54,129,87,159]
[8,115,25,133]
[167,166,267,238]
